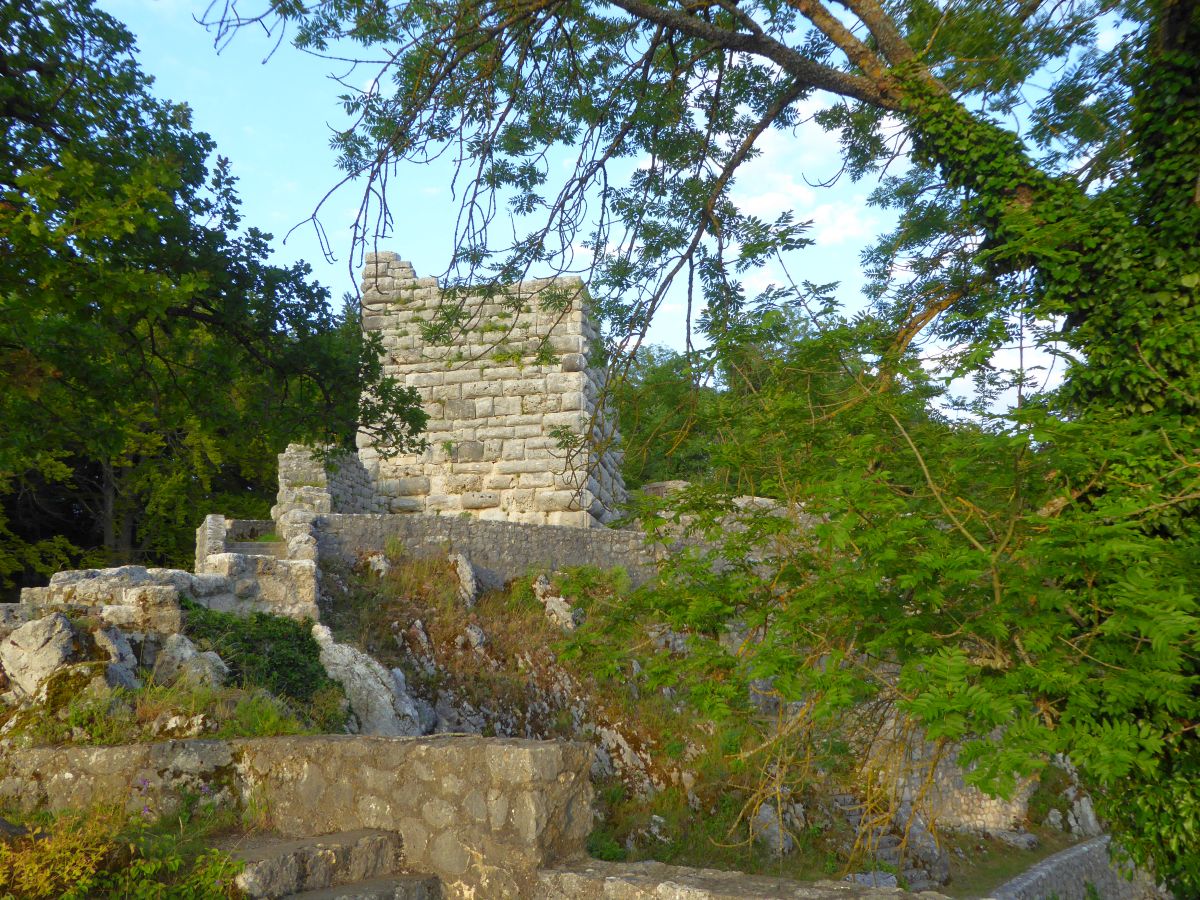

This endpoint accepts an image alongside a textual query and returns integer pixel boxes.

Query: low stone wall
[194,552,319,622]
[0,734,593,899]
[21,560,319,630]
[989,836,1166,900]
[194,513,228,569]
[20,566,213,634]
[315,512,659,588]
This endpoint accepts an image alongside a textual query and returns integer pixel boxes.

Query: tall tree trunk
[101,461,117,565]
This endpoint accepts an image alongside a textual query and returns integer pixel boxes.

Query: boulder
[182,652,230,688]
[995,830,1039,850]
[364,553,391,577]
[92,626,141,690]
[451,553,478,607]
[152,634,228,688]
[1070,793,1102,836]
[752,802,795,856]
[32,661,131,706]
[543,596,582,631]
[464,624,487,652]
[0,613,80,697]
[313,624,421,736]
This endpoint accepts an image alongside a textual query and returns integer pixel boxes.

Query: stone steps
[284,875,442,899]
[216,829,406,898]
[225,540,290,559]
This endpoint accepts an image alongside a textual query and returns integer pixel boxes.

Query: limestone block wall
[274,444,388,521]
[19,561,322,630]
[315,513,661,588]
[906,740,1032,832]
[357,253,627,527]
[192,513,320,621]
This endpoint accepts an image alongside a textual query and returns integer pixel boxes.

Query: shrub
[181,600,336,705]
[0,805,241,899]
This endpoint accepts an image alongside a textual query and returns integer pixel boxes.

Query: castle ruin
[353,252,627,528]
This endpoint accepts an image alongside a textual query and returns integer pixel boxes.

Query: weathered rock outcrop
[313,624,423,736]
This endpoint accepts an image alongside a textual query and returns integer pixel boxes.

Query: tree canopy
[0,0,426,585]
[164,0,1200,885]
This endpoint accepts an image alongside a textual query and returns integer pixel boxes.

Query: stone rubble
[531,574,583,631]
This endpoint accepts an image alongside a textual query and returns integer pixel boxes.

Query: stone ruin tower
[355,252,627,527]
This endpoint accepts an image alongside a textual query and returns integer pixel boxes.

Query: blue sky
[99,0,891,352]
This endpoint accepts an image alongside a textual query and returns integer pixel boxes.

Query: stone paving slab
[534,860,953,899]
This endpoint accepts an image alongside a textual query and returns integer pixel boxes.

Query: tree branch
[604,0,894,107]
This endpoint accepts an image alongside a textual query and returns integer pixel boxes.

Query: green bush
[0,804,241,899]
[181,600,336,705]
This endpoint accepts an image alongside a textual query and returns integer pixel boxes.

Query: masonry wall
[315,513,659,589]
[991,836,1165,900]
[0,734,593,899]
[357,252,626,527]
[274,444,387,520]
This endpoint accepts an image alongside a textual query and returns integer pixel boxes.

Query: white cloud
[1097,27,1121,52]
[809,199,875,244]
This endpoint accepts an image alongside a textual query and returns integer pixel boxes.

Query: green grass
[0,675,318,748]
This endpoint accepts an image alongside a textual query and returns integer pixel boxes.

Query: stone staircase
[285,877,441,899]
[215,829,441,899]
[225,540,290,559]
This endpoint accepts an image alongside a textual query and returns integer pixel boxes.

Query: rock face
[313,625,422,736]
[93,626,142,690]
[0,614,80,697]
[751,802,794,856]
